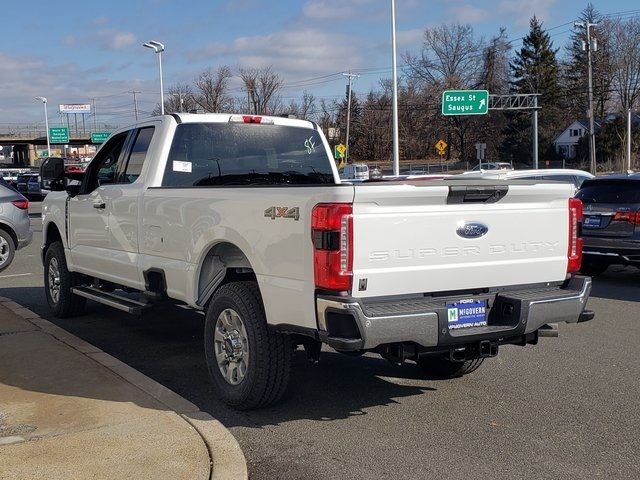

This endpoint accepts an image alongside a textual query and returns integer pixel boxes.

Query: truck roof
[136,113,317,130]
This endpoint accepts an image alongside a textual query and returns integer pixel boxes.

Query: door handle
[93,202,106,209]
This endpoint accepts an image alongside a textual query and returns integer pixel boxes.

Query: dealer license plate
[446,299,487,330]
[583,216,602,228]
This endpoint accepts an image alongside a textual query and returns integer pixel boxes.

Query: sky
[0,0,637,128]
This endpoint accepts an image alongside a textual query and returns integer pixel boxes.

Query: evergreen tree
[503,16,562,166]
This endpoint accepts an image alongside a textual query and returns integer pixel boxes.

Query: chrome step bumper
[316,276,592,351]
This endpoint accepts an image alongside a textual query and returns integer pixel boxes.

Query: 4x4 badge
[264,206,300,221]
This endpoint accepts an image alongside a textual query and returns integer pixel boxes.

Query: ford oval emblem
[457,222,488,239]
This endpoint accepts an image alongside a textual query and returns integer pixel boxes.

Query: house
[553,119,597,159]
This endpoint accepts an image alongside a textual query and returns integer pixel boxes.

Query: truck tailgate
[351,182,572,298]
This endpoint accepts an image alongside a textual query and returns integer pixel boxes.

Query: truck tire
[417,356,484,379]
[204,281,291,410]
[0,229,15,272]
[44,241,86,318]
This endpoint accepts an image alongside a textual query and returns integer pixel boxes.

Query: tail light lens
[228,115,274,125]
[613,210,640,225]
[311,203,353,291]
[568,198,583,273]
[11,199,29,210]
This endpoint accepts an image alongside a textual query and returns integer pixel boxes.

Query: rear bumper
[316,276,592,351]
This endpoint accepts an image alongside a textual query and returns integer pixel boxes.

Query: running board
[71,286,151,315]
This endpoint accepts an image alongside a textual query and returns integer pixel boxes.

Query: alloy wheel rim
[214,308,249,385]
[0,236,9,266]
[48,257,61,304]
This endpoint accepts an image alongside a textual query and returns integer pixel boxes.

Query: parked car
[340,163,369,181]
[0,177,33,271]
[470,162,514,171]
[41,113,593,410]
[575,173,640,275]
[460,169,594,193]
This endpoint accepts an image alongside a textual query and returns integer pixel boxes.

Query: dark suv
[575,174,640,275]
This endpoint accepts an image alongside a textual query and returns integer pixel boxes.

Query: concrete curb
[0,297,248,480]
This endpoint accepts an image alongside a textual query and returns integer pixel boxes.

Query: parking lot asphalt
[1,208,638,480]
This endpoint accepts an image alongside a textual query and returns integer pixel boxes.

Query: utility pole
[129,90,140,120]
[628,108,632,172]
[532,95,539,169]
[178,92,184,113]
[91,98,97,131]
[390,0,400,176]
[343,72,359,165]
[575,21,598,174]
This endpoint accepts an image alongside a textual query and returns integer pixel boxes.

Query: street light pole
[35,96,50,158]
[143,40,165,115]
[391,0,400,176]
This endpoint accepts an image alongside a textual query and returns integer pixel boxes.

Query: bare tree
[609,17,640,112]
[284,91,317,119]
[238,66,283,115]
[404,23,485,89]
[193,66,233,113]
[153,83,197,115]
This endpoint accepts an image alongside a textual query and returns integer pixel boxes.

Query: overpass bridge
[0,123,118,166]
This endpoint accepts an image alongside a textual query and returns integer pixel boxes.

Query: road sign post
[49,127,69,144]
[91,131,111,144]
[475,143,487,169]
[442,90,489,116]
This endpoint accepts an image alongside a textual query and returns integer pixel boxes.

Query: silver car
[0,178,33,271]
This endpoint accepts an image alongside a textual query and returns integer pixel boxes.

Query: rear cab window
[161,123,334,187]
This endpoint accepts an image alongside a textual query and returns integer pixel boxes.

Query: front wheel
[0,230,15,272]
[44,241,86,317]
[417,356,484,379]
[204,281,291,410]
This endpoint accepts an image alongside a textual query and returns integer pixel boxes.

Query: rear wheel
[204,281,291,410]
[417,356,484,379]
[44,241,86,317]
[0,230,15,272]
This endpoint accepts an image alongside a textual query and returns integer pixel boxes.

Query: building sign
[59,104,91,114]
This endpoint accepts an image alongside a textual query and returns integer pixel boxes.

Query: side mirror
[40,157,66,191]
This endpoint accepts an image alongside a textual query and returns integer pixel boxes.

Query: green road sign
[442,90,489,116]
[334,144,346,160]
[91,131,111,143]
[49,127,69,144]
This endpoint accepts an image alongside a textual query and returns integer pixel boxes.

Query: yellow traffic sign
[337,144,346,155]
[435,139,447,156]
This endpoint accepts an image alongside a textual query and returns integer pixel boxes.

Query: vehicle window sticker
[173,161,192,173]
[304,136,316,155]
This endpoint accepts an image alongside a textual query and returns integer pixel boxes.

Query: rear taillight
[613,210,640,225]
[311,203,353,291]
[568,198,583,273]
[11,199,29,210]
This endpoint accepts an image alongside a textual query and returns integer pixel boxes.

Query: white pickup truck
[41,114,594,409]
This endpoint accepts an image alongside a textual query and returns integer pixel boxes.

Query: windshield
[162,123,335,187]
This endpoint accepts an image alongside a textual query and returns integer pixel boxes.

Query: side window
[119,127,154,184]
[82,132,129,193]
